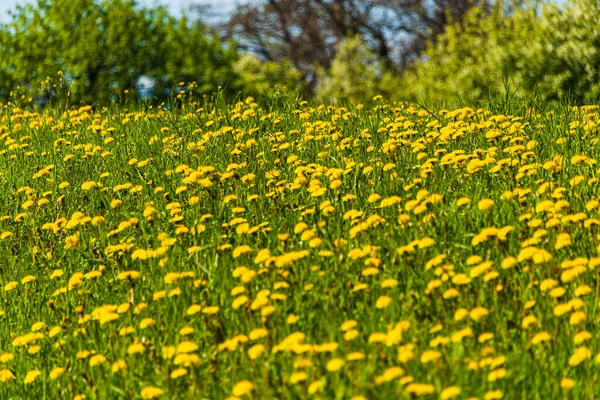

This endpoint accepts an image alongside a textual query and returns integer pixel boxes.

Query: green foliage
[541,0,600,101]
[0,0,238,105]
[316,36,396,103]
[158,17,240,96]
[399,0,600,105]
[3,91,600,399]
[398,3,544,104]
[233,54,305,97]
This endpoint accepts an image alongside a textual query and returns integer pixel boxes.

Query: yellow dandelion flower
[440,386,461,399]
[326,358,345,371]
[89,354,107,367]
[23,369,41,384]
[478,198,494,210]
[376,296,392,309]
[0,369,15,382]
[560,378,575,389]
[112,360,127,373]
[170,368,187,379]
[456,197,471,206]
[232,380,254,397]
[247,344,265,360]
[49,367,65,380]
[484,390,503,400]
[139,318,155,329]
[140,386,164,399]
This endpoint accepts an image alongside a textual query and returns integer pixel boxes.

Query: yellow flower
[469,307,489,321]
[376,296,392,309]
[89,354,107,367]
[81,181,99,190]
[232,380,254,397]
[420,350,441,363]
[112,360,127,373]
[139,318,155,329]
[487,368,507,382]
[186,305,201,315]
[247,344,265,360]
[531,331,551,345]
[249,328,268,340]
[290,371,308,384]
[117,271,140,280]
[202,306,219,315]
[308,380,324,394]
[347,352,365,361]
[24,369,41,384]
[456,197,471,206]
[0,369,15,382]
[232,245,252,258]
[375,366,403,384]
[560,378,575,389]
[110,199,123,208]
[326,358,345,371]
[140,386,164,399]
[484,390,503,400]
[405,383,435,395]
[49,367,65,380]
[64,235,80,249]
[568,347,591,366]
[176,341,198,354]
[127,342,145,355]
[49,326,62,337]
[170,368,187,379]
[440,386,461,399]
[555,232,571,250]
[381,278,398,288]
[478,198,494,210]
[286,314,299,324]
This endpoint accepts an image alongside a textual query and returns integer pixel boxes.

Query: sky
[0,0,241,22]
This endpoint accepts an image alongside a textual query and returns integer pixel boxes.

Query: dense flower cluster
[0,98,599,398]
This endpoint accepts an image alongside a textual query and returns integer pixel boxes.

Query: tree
[316,36,389,102]
[156,16,240,97]
[397,0,600,104]
[541,0,600,101]
[0,0,239,105]
[223,0,488,92]
[234,54,305,97]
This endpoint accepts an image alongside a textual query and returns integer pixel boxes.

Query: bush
[399,0,600,105]
[316,36,396,103]
[0,0,239,105]
[233,54,305,97]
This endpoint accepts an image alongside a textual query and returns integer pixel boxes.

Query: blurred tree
[542,0,600,101]
[316,36,390,102]
[398,2,546,103]
[156,16,240,97]
[233,54,305,97]
[398,0,600,104]
[0,0,238,104]
[223,0,488,91]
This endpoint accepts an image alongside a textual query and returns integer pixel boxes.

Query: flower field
[1,97,600,399]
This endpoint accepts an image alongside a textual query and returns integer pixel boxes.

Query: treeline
[0,0,598,106]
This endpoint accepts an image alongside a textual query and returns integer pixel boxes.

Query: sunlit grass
[0,95,599,399]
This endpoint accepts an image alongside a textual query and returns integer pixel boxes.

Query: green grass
[0,94,599,399]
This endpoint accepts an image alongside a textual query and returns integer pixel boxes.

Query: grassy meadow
[0,95,599,399]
